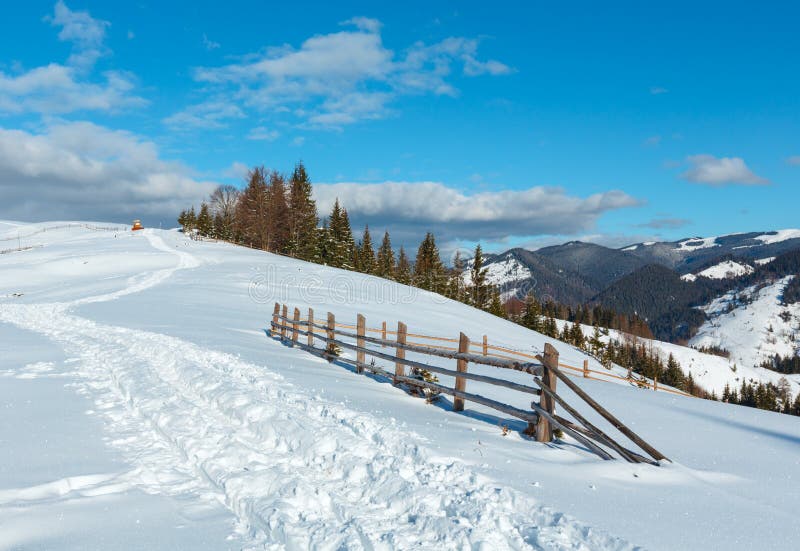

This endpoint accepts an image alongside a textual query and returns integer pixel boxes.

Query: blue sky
[1,1,798,252]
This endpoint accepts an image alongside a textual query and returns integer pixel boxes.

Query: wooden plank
[286,326,541,396]
[272,303,280,333]
[535,343,558,442]
[395,321,406,384]
[280,305,288,340]
[482,335,488,356]
[307,308,314,347]
[453,333,469,412]
[534,377,643,464]
[583,359,589,378]
[292,308,300,344]
[381,321,387,345]
[310,323,543,375]
[356,314,366,374]
[329,354,541,424]
[554,416,656,465]
[528,402,614,460]
[547,363,668,462]
[326,312,336,359]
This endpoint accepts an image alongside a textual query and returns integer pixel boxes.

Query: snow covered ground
[463,253,532,300]
[690,276,800,375]
[2,222,800,550]
[681,260,754,281]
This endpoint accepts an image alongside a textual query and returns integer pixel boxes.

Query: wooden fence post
[292,308,300,345]
[272,302,280,334]
[280,305,288,340]
[326,312,336,359]
[583,359,589,378]
[653,375,658,392]
[453,333,470,412]
[381,321,387,346]
[307,308,315,347]
[394,321,407,384]
[356,314,366,374]
[535,343,559,442]
[482,335,488,356]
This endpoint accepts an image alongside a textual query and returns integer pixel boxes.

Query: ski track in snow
[0,230,635,550]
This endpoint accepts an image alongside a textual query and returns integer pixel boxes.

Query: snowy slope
[680,259,754,281]
[553,318,800,397]
[690,276,800,372]
[695,260,754,280]
[463,252,533,299]
[2,222,800,550]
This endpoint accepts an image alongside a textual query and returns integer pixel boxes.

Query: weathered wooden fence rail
[269,303,668,465]
[312,316,689,397]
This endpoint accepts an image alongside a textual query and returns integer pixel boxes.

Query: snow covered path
[0,230,632,550]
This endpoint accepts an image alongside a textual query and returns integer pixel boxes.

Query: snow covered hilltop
[1,221,800,549]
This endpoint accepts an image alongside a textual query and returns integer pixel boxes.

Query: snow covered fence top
[270,303,669,465]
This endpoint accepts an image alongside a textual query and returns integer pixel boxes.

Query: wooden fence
[269,303,669,465]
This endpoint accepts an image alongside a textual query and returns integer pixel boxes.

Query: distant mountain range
[473,229,800,343]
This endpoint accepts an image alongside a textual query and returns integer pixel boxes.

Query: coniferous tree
[182,206,197,235]
[286,162,318,260]
[177,209,189,231]
[314,221,335,265]
[266,171,290,253]
[376,231,395,279]
[521,292,542,331]
[357,226,376,274]
[413,232,446,292]
[588,324,604,356]
[570,321,585,349]
[792,392,800,416]
[395,246,412,285]
[543,315,558,338]
[196,202,212,236]
[468,244,489,308]
[487,287,506,318]
[328,199,355,269]
[235,166,269,249]
[447,250,466,301]
[662,353,685,389]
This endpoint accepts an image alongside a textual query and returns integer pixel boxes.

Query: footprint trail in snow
[0,230,634,550]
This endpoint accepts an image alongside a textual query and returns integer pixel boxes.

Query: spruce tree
[314,221,335,265]
[521,292,542,332]
[487,287,506,317]
[328,199,355,268]
[447,250,466,301]
[358,226,375,274]
[663,353,685,389]
[376,231,395,279]
[468,244,489,308]
[196,203,212,236]
[185,206,197,235]
[395,246,412,284]
[792,392,800,416]
[235,166,269,249]
[177,209,188,231]
[287,161,318,260]
[413,232,446,292]
[266,171,290,253]
[589,324,604,356]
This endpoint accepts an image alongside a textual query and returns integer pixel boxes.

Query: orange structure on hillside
[131,220,143,231]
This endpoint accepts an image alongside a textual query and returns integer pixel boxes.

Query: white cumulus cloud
[682,154,769,186]
[186,19,513,129]
[312,181,640,244]
[0,122,217,224]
